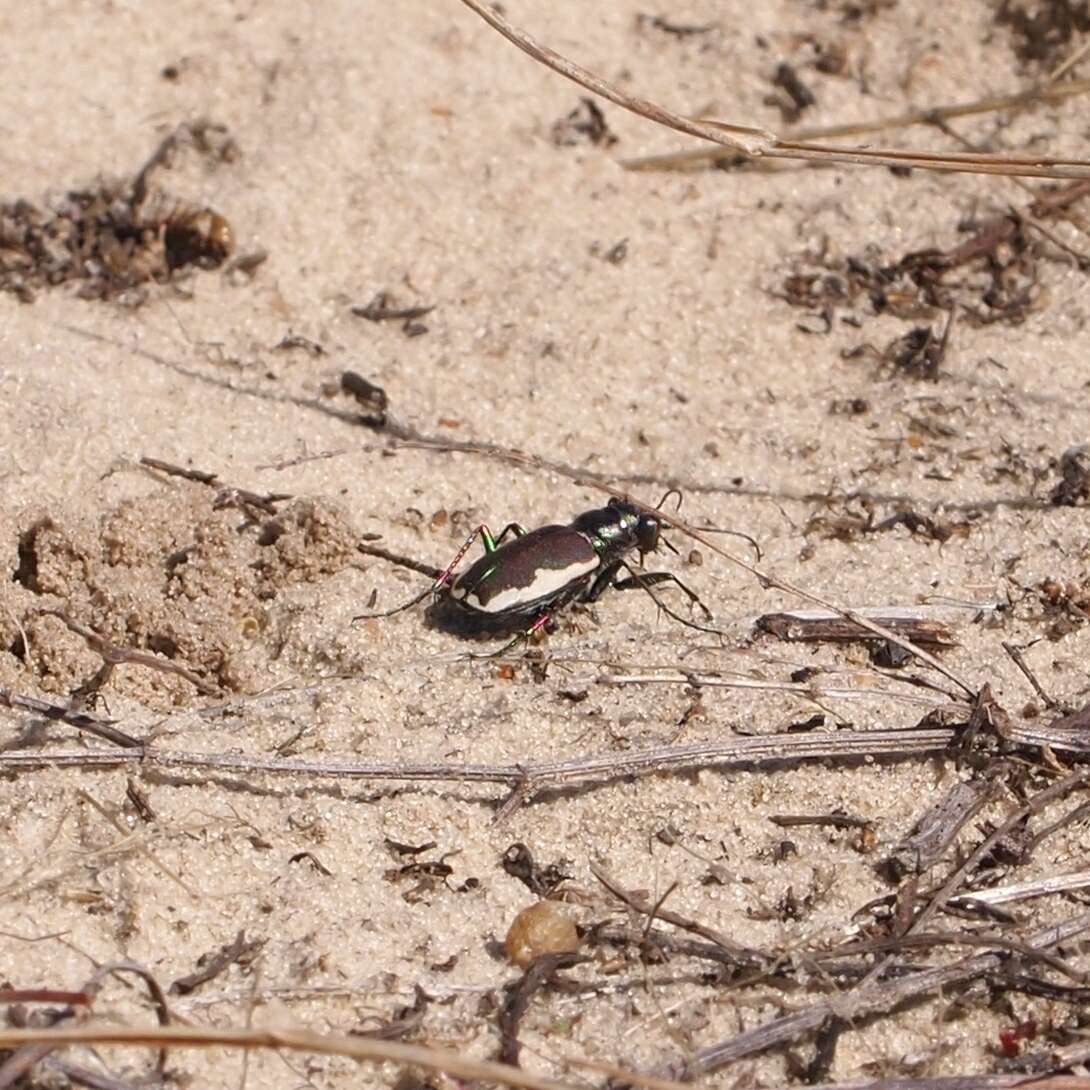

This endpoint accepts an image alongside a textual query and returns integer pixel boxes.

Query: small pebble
[504,901,579,968]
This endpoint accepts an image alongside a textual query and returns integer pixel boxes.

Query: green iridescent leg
[483,522,528,551]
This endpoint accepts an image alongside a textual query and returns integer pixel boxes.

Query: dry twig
[456,0,1090,180]
[652,908,1090,1080]
[0,1024,584,1090]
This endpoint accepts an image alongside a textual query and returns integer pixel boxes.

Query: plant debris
[1050,445,1090,506]
[351,291,435,337]
[169,930,266,996]
[766,62,817,124]
[501,842,572,897]
[550,97,618,147]
[996,0,1090,67]
[0,120,237,304]
[635,13,717,37]
[340,371,389,420]
[805,502,973,544]
[778,183,1090,335]
[754,610,956,646]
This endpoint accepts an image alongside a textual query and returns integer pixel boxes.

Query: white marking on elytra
[460,556,600,614]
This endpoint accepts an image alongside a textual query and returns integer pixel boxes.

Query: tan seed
[504,901,579,968]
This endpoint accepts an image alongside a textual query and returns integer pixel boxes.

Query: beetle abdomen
[449,525,599,614]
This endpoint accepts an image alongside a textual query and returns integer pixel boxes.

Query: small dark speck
[604,239,629,265]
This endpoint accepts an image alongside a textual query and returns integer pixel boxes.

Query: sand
[2,2,1089,1088]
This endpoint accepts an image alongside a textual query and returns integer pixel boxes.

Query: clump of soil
[4,485,362,705]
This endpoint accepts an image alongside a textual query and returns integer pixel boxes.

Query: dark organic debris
[805,502,972,544]
[1049,702,1090,732]
[996,0,1090,67]
[1036,577,1090,639]
[1051,445,1090,506]
[636,13,717,37]
[777,183,1090,334]
[340,371,389,417]
[767,62,817,123]
[497,951,586,1066]
[353,984,429,1041]
[842,315,954,380]
[351,291,434,336]
[501,842,573,897]
[606,236,632,263]
[289,851,334,876]
[274,331,326,356]
[384,836,438,857]
[838,0,898,18]
[163,208,233,270]
[551,96,618,147]
[169,930,266,995]
[829,396,870,416]
[0,120,238,303]
[382,842,470,903]
[770,811,871,831]
[869,640,914,668]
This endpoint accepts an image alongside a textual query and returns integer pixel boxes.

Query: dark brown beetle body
[358,497,710,651]
[444,499,661,625]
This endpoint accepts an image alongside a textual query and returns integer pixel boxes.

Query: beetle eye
[637,516,660,553]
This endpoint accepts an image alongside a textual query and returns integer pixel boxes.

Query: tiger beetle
[356,497,715,655]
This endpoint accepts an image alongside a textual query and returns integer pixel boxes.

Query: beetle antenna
[690,524,762,561]
[601,487,763,563]
[655,488,684,512]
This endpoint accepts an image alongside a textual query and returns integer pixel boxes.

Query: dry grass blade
[576,1055,1090,1090]
[0,687,141,749]
[600,671,951,711]
[949,868,1090,908]
[592,864,763,963]
[48,609,217,698]
[911,770,1090,933]
[883,777,1001,879]
[624,79,1090,171]
[455,0,1090,180]
[781,1078,1090,1090]
[456,0,773,156]
[0,1025,582,1090]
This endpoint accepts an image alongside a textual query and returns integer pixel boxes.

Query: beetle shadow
[423,596,530,641]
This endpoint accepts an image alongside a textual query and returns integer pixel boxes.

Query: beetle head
[573,499,662,560]
[631,506,661,557]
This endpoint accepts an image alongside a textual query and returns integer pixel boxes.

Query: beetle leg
[611,570,714,621]
[583,560,623,603]
[355,521,504,620]
[460,611,552,659]
[489,522,529,549]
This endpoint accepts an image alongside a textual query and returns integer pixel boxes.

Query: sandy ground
[2,2,1090,1088]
